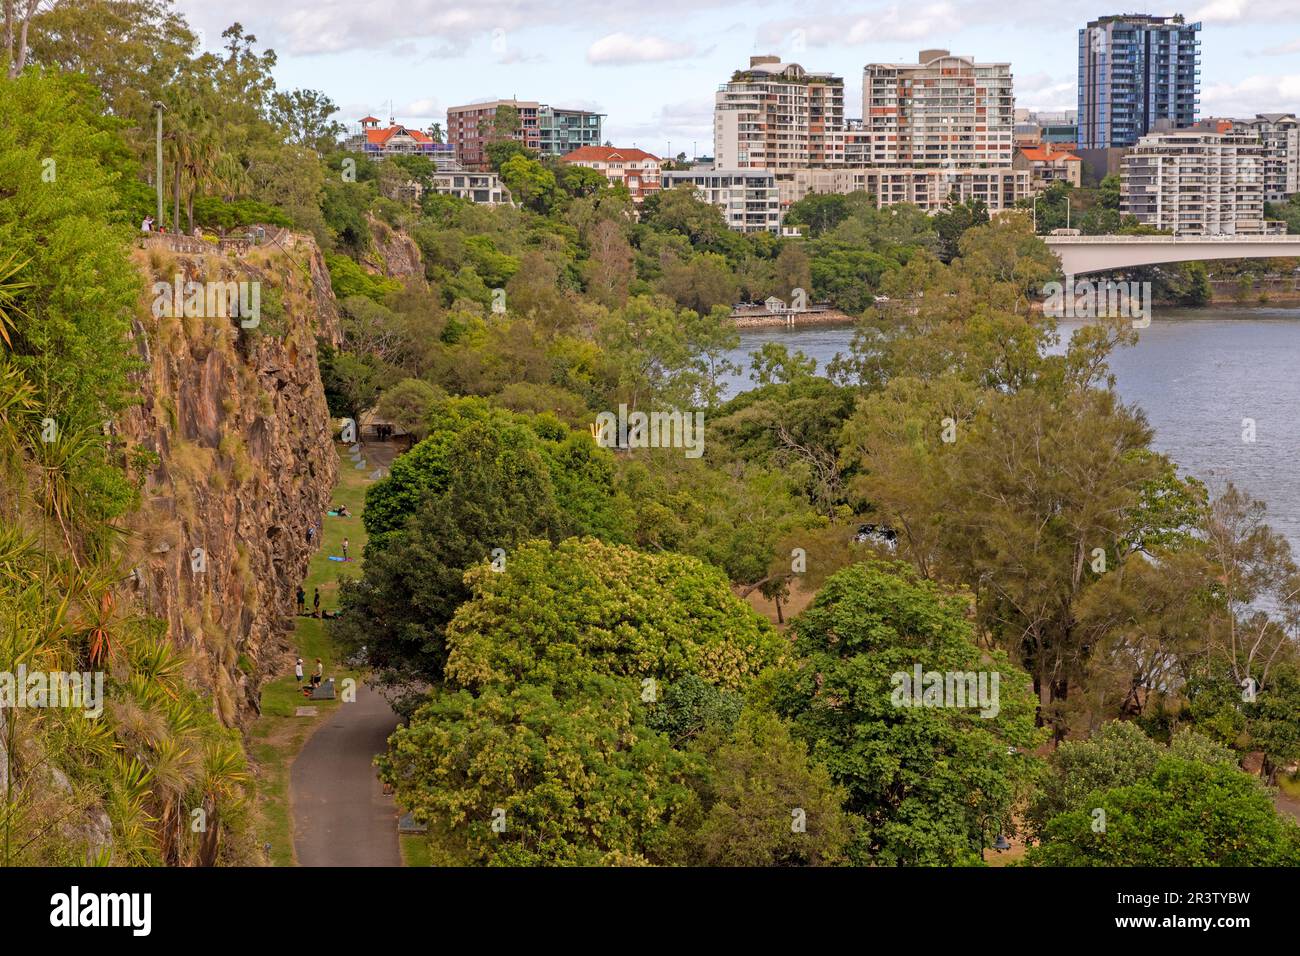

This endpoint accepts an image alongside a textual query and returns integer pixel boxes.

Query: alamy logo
[151,276,261,328]
[590,404,705,459]
[1042,276,1151,328]
[0,666,104,718]
[50,886,151,936]
[890,664,1000,718]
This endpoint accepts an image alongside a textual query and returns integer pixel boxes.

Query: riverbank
[731,305,857,328]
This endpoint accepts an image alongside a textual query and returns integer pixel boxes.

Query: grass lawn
[399,834,433,867]
[246,442,374,865]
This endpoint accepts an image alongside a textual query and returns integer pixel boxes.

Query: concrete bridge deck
[1045,234,1300,275]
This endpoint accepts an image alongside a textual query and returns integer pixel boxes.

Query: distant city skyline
[175,0,1300,157]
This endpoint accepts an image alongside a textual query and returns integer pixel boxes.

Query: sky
[174,0,1300,158]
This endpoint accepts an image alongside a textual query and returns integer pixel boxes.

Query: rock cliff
[121,233,342,724]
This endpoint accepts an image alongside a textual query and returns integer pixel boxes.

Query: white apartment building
[1230,114,1299,204]
[661,169,781,233]
[714,56,845,179]
[1121,121,1283,236]
[781,167,1029,213]
[770,49,1030,214]
[430,171,514,206]
[861,49,1017,169]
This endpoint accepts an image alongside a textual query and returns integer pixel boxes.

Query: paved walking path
[290,679,402,866]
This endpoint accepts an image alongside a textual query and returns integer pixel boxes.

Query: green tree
[380,677,701,865]
[672,710,853,866]
[1026,757,1300,866]
[1026,721,1235,837]
[933,196,989,261]
[319,346,384,425]
[640,185,726,246]
[374,378,442,441]
[334,416,579,698]
[0,69,142,531]
[269,87,344,153]
[772,561,1043,865]
[499,153,559,214]
[444,536,786,694]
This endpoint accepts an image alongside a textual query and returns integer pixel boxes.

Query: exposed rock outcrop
[365,214,424,282]
[120,234,342,725]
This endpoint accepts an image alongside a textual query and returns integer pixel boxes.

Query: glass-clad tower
[1077,14,1201,150]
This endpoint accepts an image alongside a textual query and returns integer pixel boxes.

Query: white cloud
[605,96,715,151]
[1201,73,1300,115]
[1193,0,1249,22]
[1261,37,1300,54]
[587,32,698,65]
[757,3,961,49]
[1014,72,1076,111]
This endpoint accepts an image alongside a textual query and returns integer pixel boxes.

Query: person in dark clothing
[296,585,305,615]
[313,587,321,618]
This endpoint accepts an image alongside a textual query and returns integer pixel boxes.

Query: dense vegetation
[3,0,1298,867]
[0,63,250,865]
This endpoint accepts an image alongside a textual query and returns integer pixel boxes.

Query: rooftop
[561,145,660,164]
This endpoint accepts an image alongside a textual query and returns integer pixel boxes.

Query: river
[721,306,1300,547]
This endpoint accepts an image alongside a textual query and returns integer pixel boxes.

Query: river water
[721,306,1300,547]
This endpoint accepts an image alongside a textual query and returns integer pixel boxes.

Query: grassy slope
[246,442,372,865]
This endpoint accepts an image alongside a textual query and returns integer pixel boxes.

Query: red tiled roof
[359,115,380,123]
[365,125,434,145]
[560,145,661,164]
[1019,146,1081,162]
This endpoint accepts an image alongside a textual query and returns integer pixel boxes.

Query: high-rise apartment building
[1230,114,1299,203]
[447,99,603,170]
[1077,14,1201,150]
[713,56,845,178]
[1121,120,1282,235]
[860,49,1017,169]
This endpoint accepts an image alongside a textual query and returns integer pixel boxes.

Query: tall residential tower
[713,56,845,178]
[1077,14,1201,150]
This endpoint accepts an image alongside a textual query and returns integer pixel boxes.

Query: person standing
[294,658,304,683]
[313,659,323,687]
[296,585,305,615]
[313,587,321,618]
[342,537,350,561]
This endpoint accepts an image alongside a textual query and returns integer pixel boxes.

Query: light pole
[153,101,166,228]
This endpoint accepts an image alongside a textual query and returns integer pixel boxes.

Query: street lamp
[978,815,1012,862]
[153,101,166,228]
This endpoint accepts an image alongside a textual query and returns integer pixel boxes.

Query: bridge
[1044,234,1300,276]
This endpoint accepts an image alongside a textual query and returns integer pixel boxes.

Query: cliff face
[366,214,425,282]
[122,233,342,725]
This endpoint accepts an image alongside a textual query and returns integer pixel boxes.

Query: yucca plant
[0,354,35,481]
[0,253,32,350]
[29,420,108,557]
[106,754,159,866]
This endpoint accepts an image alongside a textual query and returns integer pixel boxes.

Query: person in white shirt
[294,658,304,683]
